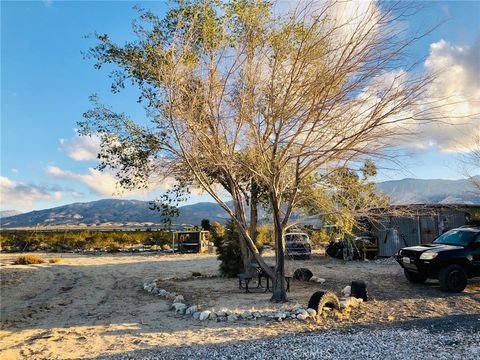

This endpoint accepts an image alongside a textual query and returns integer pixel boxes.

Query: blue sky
[1,1,479,211]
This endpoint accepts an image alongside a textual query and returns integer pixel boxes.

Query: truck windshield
[285,234,308,242]
[433,230,477,247]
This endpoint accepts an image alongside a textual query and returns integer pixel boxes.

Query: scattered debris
[340,285,351,298]
[309,276,326,284]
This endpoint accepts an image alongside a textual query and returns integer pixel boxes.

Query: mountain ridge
[2,178,479,229]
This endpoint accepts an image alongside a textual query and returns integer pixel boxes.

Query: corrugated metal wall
[376,217,419,257]
[374,207,477,257]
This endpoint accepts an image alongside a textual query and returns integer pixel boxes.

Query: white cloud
[60,131,101,161]
[0,176,62,210]
[415,38,480,152]
[46,166,175,197]
[47,166,121,196]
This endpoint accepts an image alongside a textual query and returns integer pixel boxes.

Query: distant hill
[0,199,229,229]
[2,178,479,229]
[377,177,480,205]
[0,210,22,219]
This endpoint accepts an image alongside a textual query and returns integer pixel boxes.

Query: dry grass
[13,255,45,265]
[48,258,61,263]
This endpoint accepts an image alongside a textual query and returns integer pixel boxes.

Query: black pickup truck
[396,226,480,293]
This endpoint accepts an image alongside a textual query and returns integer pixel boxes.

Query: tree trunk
[271,195,287,302]
[247,180,259,271]
[240,235,251,275]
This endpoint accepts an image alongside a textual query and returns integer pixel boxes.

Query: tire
[350,280,368,301]
[307,291,340,315]
[404,269,428,284]
[439,264,468,293]
[293,268,313,281]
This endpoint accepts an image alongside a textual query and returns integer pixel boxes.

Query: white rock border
[143,278,363,324]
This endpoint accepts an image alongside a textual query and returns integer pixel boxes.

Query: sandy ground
[1,252,479,360]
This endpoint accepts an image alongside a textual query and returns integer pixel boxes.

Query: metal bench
[237,273,253,293]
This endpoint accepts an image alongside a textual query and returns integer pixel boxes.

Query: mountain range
[376,177,479,205]
[0,210,22,219]
[1,178,479,229]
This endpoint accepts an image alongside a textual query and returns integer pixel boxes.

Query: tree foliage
[81,0,443,301]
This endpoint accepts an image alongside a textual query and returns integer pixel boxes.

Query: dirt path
[1,253,479,359]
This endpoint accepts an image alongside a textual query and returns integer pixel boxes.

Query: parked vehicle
[285,233,311,259]
[396,226,480,292]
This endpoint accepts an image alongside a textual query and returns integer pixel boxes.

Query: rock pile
[143,279,322,323]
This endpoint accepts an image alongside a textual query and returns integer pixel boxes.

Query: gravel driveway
[93,315,480,360]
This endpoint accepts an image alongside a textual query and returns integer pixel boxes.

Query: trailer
[175,230,211,253]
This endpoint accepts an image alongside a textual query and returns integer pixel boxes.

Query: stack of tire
[307,281,368,317]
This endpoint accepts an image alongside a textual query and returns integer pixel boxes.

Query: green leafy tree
[201,218,211,231]
[216,219,244,277]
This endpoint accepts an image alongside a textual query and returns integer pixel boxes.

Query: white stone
[298,310,309,317]
[158,289,168,297]
[186,305,198,315]
[215,308,227,317]
[199,310,211,321]
[193,312,201,320]
[176,305,187,315]
[310,276,319,282]
[171,302,185,310]
[253,312,262,318]
[275,312,286,320]
[341,286,351,298]
[297,313,308,321]
[241,310,252,319]
[316,278,326,284]
[173,295,184,303]
[227,314,238,322]
[306,308,317,318]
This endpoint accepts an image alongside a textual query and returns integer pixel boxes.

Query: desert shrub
[162,244,171,251]
[13,255,45,265]
[0,229,174,252]
[49,258,61,263]
[106,243,121,252]
[216,220,243,277]
[256,224,273,250]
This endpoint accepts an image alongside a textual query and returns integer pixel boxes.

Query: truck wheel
[439,264,467,293]
[404,269,427,284]
[307,291,340,315]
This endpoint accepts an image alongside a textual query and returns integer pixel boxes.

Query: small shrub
[106,243,121,252]
[14,255,45,265]
[192,271,202,277]
[49,258,61,263]
[217,219,243,277]
[162,244,171,251]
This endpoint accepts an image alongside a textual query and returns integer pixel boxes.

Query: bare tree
[461,133,480,192]
[82,0,443,301]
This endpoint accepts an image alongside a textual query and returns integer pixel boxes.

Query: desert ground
[1,252,479,359]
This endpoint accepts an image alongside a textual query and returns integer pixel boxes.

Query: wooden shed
[175,230,211,253]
